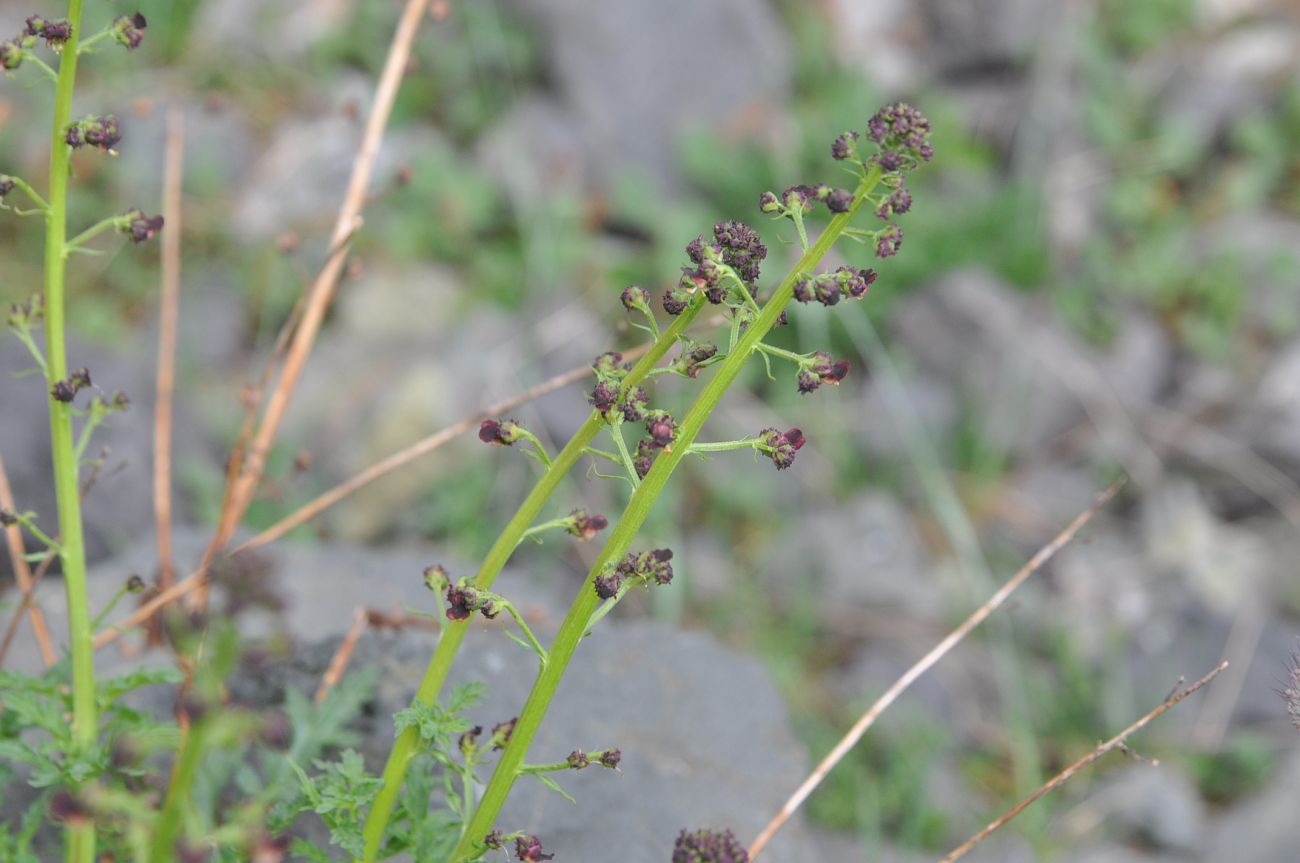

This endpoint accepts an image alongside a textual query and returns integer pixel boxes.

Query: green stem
[607,421,640,488]
[76,28,112,54]
[498,602,548,666]
[44,3,95,861]
[148,720,207,863]
[64,214,122,257]
[357,293,708,862]
[754,342,807,365]
[27,54,58,83]
[686,439,760,455]
[7,176,51,211]
[448,169,881,862]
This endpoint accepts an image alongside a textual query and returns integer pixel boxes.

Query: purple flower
[645,411,677,448]
[663,283,693,315]
[634,438,658,478]
[598,748,622,769]
[567,749,590,769]
[515,835,554,862]
[810,351,850,385]
[592,351,625,377]
[831,130,859,161]
[445,583,478,621]
[680,342,718,378]
[825,188,854,213]
[0,176,13,199]
[0,40,22,70]
[875,223,903,259]
[671,828,749,863]
[866,102,934,172]
[492,717,517,750]
[126,211,165,243]
[594,573,622,599]
[483,832,506,850]
[792,275,816,304]
[757,190,781,213]
[781,184,816,212]
[621,284,650,313]
[760,428,806,471]
[589,380,619,414]
[479,418,524,446]
[621,386,649,422]
[25,16,72,48]
[566,509,609,540]
[839,266,877,299]
[67,115,122,153]
[112,13,147,50]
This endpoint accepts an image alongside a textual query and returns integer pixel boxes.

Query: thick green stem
[357,296,706,861]
[448,169,881,862]
[43,4,95,862]
[148,720,207,863]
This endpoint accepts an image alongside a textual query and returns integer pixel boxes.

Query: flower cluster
[50,366,91,403]
[791,266,876,307]
[671,828,749,863]
[797,352,851,394]
[66,114,122,153]
[483,832,553,862]
[759,183,855,217]
[123,209,164,243]
[866,101,934,170]
[565,747,622,770]
[759,427,805,470]
[663,220,767,314]
[24,15,72,49]
[593,547,674,599]
[588,351,649,422]
[672,339,719,379]
[111,13,147,51]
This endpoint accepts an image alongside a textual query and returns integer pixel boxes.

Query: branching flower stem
[447,167,881,863]
[358,291,710,861]
[42,2,96,860]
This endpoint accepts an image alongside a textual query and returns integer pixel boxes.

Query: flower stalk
[447,168,880,862]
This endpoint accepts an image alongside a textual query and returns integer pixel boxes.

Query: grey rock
[1202,747,1300,863]
[192,0,352,58]
[1063,844,1182,863]
[857,369,960,461]
[1049,531,1154,659]
[1072,763,1206,853]
[919,0,1058,74]
[1247,337,1300,467]
[819,0,924,93]
[476,97,587,208]
[511,0,792,193]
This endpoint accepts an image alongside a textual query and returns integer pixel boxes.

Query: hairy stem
[448,169,881,861]
[358,295,707,861]
[42,4,96,862]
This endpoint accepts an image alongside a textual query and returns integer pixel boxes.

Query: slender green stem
[76,29,112,54]
[607,421,640,488]
[43,4,95,861]
[498,602,548,665]
[754,342,807,365]
[11,513,62,553]
[581,446,621,464]
[686,438,760,455]
[148,720,207,863]
[7,176,51,211]
[448,169,881,862]
[357,294,708,862]
[26,54,58,83]
[518,516,571,545]
[64,214,122,257]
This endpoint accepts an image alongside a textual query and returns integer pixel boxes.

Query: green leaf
[533,773,575,804]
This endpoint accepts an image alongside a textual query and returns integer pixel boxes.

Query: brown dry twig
[154,108,184,591]
[313,607,438,703]
[0,451,56,667]
[938,660,1229,863]
[747,476,1127,861]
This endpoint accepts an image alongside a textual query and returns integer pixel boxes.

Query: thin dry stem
[316,607,368,703]
[0,450,56,667]
[938,660,1229,863]
[747,477,1127,861]
[153,109,184,591]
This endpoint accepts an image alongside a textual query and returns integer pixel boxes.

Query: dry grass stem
[747,477,1127,861]
[0,450,56,667]
[938,660,1229,863]
[153,108,184,591]
[315,607,368,703]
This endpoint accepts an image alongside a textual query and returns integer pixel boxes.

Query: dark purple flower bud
[812,274,841,307]
[26,16,72,48]
[810,351,850,385]
[592,351,625,377]
[648,547,674,584]
[866,102,934,171]
[757,190,781,213]
[423,564,449,591]
[888,186,912,215]
[125,211,165,243]
[126,574,145,592]
[663,283,692,315]
[65,124,85,148]
[875,223,903,259]
[0,40,23,70]
[492,717,517,750]
[0,176,12,199]
[877,149,903,172]
[672,828,749,863]
[0,509,16,527]
[445,583,478,621]
[51,367,91,403]
[760,427,806,471]
[621,386,649,422]
[598,748,622,769]
[633,438,657,479]
[792,275,816,304]
[594,572,622,599]
[484,831,506,850]
[459,725,483,755]
[621,284,650,313]
[825,188,854,213]
[589,380,619,414]
[112,13,147,50]
[839,266,877,299]
[797,369,820,394]
[645,411,677,448]
[567,749,590,769]
[781,184,815,212]
[515,835,554,862]
[82,115,122,152]
[109,391,130,410]
[478,418,524,446]
[567,509,609,540]
[831,130,859,161]
[681,342,718,378]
